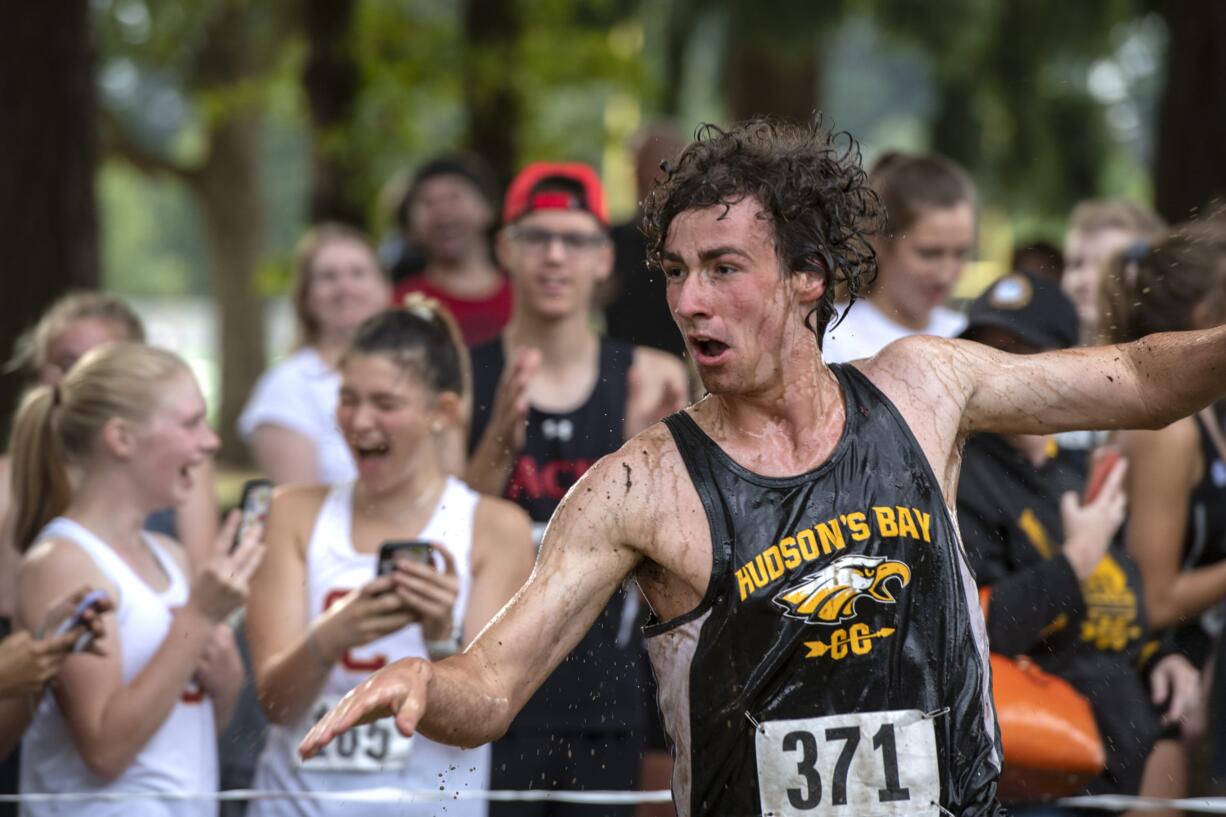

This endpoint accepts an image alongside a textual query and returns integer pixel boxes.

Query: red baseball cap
[503,162,609,228]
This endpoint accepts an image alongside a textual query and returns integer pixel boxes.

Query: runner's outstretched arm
[876,327,1226,437]
[300,453,642,755]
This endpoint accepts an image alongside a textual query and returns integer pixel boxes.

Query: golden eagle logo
[773,554,912,625]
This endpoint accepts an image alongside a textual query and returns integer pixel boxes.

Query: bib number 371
[755,710,939,817]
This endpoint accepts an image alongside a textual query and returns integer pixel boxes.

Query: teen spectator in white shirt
[10,343,262,816]
[823,151,975,362]
[240,224,391,485]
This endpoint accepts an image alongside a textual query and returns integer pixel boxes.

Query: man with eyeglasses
[465,161,688,816]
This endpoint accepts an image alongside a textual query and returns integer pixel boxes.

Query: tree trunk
[463,0,522,190]
[195,117,266,466]
[303,0,366,227]
[721,0,840,126]
[0,5,98,433]
[660,0,697,116]
[931,75,981,179]
[725,48,819,125]
[1153,1,1226,223]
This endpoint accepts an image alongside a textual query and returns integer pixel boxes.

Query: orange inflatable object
[990,653,1106,799]
[979,588,1106,800]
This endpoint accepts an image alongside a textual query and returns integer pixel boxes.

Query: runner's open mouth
[694,339,729,357]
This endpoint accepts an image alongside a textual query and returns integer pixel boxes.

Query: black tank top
[1174,404,1226,665]
[470,337,632,525]
[470,336,646,733]
[646,364,1003,817]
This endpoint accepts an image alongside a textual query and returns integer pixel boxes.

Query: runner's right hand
[309,575,418,661]
[299,656,432,758]
[484,347,540,455]
[1060,455,1128,580]
[186,510,266,624]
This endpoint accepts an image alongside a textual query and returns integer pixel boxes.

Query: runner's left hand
[299,657,433,759]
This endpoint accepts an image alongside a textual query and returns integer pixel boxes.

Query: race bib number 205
[755,710,939,817]
[296,699,413,773]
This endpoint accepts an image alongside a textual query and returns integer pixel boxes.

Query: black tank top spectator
[465,160,687,816]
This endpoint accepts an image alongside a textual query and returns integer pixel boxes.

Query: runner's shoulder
[855,335,969,398]
[554,422,690,555]
[569,422,684,517]
[859,334,959,372]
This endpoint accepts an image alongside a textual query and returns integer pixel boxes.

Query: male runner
[301,119,1226,817]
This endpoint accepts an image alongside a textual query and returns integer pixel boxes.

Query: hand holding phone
[1084,450,1123,504]
[377,541,434,576]
[233,479,273,553]
[54,590,110,653]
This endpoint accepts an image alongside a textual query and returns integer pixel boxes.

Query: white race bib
[755,709,939,817]
[296,698,414,773]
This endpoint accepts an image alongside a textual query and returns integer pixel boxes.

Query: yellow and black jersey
[648,364,1004,817]
[957,432,1160,795]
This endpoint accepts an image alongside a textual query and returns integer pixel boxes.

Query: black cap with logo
[960,269,1079,351]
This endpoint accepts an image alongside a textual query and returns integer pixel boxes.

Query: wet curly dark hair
[641,117,882,344]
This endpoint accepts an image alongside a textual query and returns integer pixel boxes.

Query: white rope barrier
[4,788,1226,811]
[0,788,674,805]
[1059,795,1226,814]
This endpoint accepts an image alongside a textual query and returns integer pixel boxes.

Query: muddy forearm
[416,651,515,748]
[1122,327,1226,428]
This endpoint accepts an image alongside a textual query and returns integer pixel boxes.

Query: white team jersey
[20,517,218,817]
[250,478,490,817]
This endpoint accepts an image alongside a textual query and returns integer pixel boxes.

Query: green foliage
[94,0,308,295]
[93,0,1166,301]
[99,162,205,294]
[865,0,1150,220]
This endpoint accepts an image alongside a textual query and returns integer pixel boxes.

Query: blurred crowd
[1,120,1225,817]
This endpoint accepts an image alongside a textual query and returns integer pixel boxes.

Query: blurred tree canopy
[3,0,1222,462]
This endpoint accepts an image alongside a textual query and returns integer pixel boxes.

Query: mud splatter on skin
[623,462,633,494]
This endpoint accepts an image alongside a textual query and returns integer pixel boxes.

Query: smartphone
[232,478,273,553]
[377,540,434,576]
[55,589,109,653]
[1084,450,1123,503]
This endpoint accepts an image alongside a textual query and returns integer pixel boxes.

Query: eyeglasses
[509,227,608,253]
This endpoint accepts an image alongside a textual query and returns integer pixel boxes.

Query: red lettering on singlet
[506,456,594,501]
[323,589,388,672]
